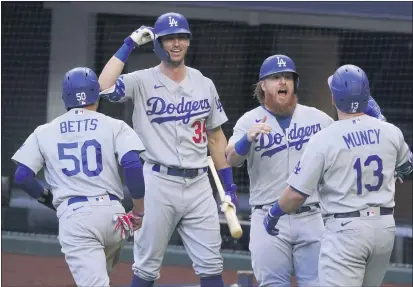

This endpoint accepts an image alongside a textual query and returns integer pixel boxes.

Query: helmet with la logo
[153,12,191,62]
[259,54,300,92]
[154,12,191,37]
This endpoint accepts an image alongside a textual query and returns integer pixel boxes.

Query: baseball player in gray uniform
[264,64,412,286]
[226,55,334,287]
[12,67,146,287]
[98,12,237,287]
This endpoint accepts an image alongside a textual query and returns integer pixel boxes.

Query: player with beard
[98,12,236,287]
[225,55,334,286]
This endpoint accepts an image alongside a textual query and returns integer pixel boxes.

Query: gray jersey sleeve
[121,72,143,103]
[229,115,249,145]
[286,135,326,196]
[11,127,45,173]
[115,121,146,164]
[205,78,228,130]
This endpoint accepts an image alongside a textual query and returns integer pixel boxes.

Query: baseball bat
[207,156,243,239]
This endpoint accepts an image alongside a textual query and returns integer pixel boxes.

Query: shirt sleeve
[228,115,250,145]
[115,121,146,165]
[286,136,326,196]
[205,78,228,130]
[11,128,45,174]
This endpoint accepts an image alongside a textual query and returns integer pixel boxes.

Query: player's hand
[37,189,56,211]
[247,116,272,142]
[263,210,280,236]
[395,171,404,184]
[364,96,386,121]
[221,183,238,213]
[113,211,144,240]
[125,26,155,47]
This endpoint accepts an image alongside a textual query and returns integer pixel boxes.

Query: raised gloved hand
[364,96,386,121]
[113,210,144,240]
[125,26,155,47]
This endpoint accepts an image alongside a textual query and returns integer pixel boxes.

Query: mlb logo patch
[352,119,361,124]
[75,110,84,115]
[95,196,104,202]
[367,210,375,216]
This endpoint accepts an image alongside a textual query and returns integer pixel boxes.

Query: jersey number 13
[353,154,384,195]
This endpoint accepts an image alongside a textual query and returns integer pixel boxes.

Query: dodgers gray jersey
[229,104,333,206]
[12,108,145,207]
[287,115,411,215]
[117,65,228,168]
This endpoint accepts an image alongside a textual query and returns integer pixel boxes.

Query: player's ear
[260,81,266,93]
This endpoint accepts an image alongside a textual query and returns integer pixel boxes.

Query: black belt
[334,207,393,218]
[152,164,207,179]
[68,194,119,206]
[254,203,320,214]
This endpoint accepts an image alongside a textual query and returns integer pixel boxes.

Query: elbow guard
[15,164,35,184]
[99,76,126,102]
[14,164,45,199]
[121,151,145,199]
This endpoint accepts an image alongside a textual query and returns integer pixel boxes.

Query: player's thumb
[262,115,267,123]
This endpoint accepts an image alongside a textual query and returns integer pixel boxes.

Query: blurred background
[1,1,412,286]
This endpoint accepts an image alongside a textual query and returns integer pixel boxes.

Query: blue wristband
[217,167,234,189]
[114,43,134,63]
[270,200,286,217]
[234,134,252,156]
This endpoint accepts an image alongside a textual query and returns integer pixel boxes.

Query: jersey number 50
[353,154,384,195]
[58,140,103,177]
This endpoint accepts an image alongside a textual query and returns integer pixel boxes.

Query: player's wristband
[269,200,286,217]
[114,43,134,63]
[234,134,252,156]
[217,167,235,190]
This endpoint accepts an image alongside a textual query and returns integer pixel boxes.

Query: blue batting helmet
[62,67,100,110]
[259,54,299,92]
[328,64,370,114]
[153,12,191,62]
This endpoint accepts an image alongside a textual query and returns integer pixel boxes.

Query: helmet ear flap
[153,38,170,62]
